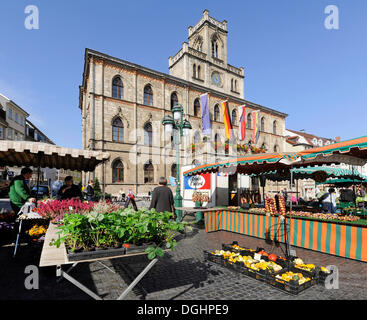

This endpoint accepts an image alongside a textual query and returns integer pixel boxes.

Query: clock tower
[169,9,245,99]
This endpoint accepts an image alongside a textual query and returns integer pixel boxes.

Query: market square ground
[1,216,367,300]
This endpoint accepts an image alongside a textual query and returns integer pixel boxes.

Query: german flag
[221,101,233,139]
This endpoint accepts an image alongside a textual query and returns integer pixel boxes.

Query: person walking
[8,167,36,214]
[86,180,95,201]
[57,176,83,200]
[149,177,175,217]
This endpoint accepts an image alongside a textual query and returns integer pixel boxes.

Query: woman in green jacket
[8,167,35,214]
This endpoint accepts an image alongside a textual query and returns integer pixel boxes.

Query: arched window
[144,85,153,106]
[235,80,238,91]
[192,159,200,166]
[231,79,234,91]
[232,109,237,125]
[273,120,277,135]
[112,160,124,183]
[194,98,200,117]
[274,145,279,153]
[112,117,124,142]
[144,161,154,183]
[214,104,220,122]
[214,133,220,156]
[246,113,252,129]
[211,40,219,58]
[261,117,265,132]
[112,76,123,100]
[170,92,178,110]
[144,123,153,146]
[193,64,196,78]
[225,139,229,156]
[197,65,201,79]
[171,163,177,178]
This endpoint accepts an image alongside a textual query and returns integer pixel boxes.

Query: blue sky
[0,0,366,148]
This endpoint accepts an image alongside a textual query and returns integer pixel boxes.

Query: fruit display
[227,206,240,210]
[278,195,286,215]
[0,209,16,222]
[265,197,277,216]
[192,191,209,203]
[288,211,360,223]
[248,208,267,214]
[275,271,311,285]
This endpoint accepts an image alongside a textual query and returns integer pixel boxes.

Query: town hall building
[79,10,288,196]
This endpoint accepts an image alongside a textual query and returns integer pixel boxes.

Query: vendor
[58,176,83,200]
[8,167,36,214]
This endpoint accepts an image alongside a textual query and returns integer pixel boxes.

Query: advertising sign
[184,173,211,190]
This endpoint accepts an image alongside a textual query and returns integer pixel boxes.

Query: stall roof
[255,166,366,182]
[297,135,367,166]
[183,153,300,176]
[0,140,110,172]
[184,135,367,177]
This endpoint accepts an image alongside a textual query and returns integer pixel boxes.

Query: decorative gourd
[268,253,277,262]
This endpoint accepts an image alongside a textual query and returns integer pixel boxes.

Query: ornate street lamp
[162,104,192,221]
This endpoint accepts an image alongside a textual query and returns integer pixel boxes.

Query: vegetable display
[50,207,192,260]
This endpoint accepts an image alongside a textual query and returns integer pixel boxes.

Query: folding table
[39,223,160,300]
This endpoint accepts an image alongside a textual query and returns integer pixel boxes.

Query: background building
[79,10,288,197]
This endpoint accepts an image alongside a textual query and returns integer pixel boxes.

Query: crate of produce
[268,270,315,295]
[222,242,256,257]
[203,250,225,266]
[317,267,334,285]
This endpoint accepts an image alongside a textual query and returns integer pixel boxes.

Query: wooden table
[39,224,159,300]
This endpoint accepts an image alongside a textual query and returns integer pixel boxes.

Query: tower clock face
[211,72,221,86]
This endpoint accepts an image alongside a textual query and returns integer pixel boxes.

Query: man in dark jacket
[149,177,175,216]
[86,180,95,201]
[8,167,36,214]
[58,176,82,200]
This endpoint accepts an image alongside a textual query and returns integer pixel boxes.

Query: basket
[267,269,316,295]
[317,269,334,285]
[222,242,256,257]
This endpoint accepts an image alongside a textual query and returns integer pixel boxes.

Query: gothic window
[235,80,238,91]
[246,113,252,129]
[261,117,265,132]
[273,120,278,135]
[231,79,233,91]
[214,133,220,156]
[194,98,200,117]
[112,160,124,183]
[144,122,153,146]
[143,85,153,106]
[144,161,154,183]
[214,104,220,122]
[170,92,178,110]
[112,117,124,142]
[211,40,219,58]
[232,109,237,125]
[171,163,177,177]
[112,76,123,100]
[193,64,196,78]
[274,145,279,153]
[197,65,201,79]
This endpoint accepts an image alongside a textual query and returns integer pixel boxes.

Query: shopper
[8,167,36,214]
[57,176,83,200]
[321,188,337,213]
[149,177,175,216]
[86,180,95,201]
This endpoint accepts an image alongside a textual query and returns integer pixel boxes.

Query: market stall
[184,135,367,263]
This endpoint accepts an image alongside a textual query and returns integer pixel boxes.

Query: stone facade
[79,10,288,196]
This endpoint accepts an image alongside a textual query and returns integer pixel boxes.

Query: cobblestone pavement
[1,223,367,300]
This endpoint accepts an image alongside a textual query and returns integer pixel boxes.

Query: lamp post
[162,104,192,221]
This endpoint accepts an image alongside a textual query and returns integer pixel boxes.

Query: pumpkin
[268,254,277,262]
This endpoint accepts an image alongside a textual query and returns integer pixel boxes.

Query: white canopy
[0,140,109,172]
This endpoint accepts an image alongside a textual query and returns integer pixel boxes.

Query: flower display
[36,199,96,222]
[26,224,47,237]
